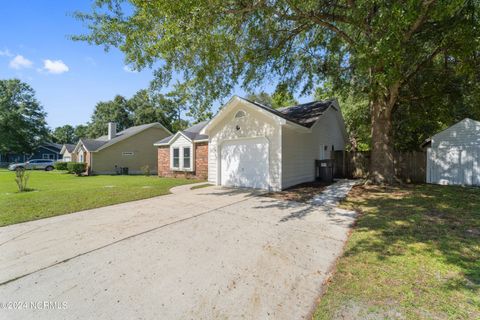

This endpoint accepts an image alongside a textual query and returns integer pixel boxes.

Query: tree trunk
[370,96,395,184]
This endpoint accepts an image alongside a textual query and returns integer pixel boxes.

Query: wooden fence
[334,150,426,183]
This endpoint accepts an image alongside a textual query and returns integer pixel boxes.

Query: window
[183,147,191,169]
[234,110,246,119]
[122,152,134,156]
[42,154,53,159]
[173,148,180,168]
[79,154,84,162]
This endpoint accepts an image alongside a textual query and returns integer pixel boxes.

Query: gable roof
[154,121,209,146]
[60,143,76,154]
[420,118,480,148]
[76,122,171,152]
[244,98,335,128]
[42,142,62,151]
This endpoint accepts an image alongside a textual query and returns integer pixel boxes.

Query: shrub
[54,161,68,171]
[14,168,30,192]
[67,162,87,176]
[141,164,151,176]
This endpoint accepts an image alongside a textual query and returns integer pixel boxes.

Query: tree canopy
[247,83,298,109]
[74,0,479,182]
[51,125,76,144]
[0,79,49,154]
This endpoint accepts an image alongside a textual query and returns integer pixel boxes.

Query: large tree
[52,125,76,144]
[248,83,298,109]
[87,95,133,137]
[74,124,89,140]
[74,0,479,183]
[128,89,189,132]
[0,79,49,154]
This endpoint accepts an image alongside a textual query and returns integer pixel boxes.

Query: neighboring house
[154,121,209,179]
[424,118,480,186]
[200,96,347,191]
[74,122,171,175]
[0,142,63,164]
[59,144,77,162]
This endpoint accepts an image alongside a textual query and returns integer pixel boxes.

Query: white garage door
[427,147,480,186]
[220,138,269,189]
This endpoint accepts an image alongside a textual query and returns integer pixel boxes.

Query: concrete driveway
[0,184,356,320]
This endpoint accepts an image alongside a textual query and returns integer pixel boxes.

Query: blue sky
[0,1,299,130]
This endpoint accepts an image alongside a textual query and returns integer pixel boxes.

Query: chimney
[108,122,117,140]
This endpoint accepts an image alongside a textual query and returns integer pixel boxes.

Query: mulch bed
[263,181,331,203]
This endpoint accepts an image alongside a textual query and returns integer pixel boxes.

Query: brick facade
[157,142,208,179]
[157,147,171,177]
[194,142,208,179]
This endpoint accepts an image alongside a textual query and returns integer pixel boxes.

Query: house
[59,144,77,162]
[424,118,480,186]
[154,121,209,179]
[74,122,171,175]
[200,96,347,191]
[0,142,63,164]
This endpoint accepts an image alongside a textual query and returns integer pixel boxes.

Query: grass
[190,183,214,190]
[314,184,480,320]
[0,169,197,227]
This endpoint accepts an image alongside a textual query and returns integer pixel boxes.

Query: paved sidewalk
[310,179,359,206]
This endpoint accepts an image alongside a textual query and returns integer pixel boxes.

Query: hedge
[54,162,68,171]
[67,162,87,176]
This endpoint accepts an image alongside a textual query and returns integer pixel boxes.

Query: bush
[67,162,87,176]
[54,162,68,171]
[141,164,151,176]
[14,168,31,192]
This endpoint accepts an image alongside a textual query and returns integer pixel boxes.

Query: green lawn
[0,169,196,227]
[314,184,480,320]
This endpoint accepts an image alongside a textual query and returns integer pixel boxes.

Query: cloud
[0,49,13,57]
[9,55,33,69]
[43,59,69,74]
[123,65,138,73]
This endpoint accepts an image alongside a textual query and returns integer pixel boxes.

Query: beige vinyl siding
[91,127,170,174]
[281,107,346,189]
[61,150,76,162]
[207,101,283,190]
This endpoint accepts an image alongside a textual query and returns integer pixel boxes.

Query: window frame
[172,147,180,169]
[183,147,191,169]
[170,144,195,172]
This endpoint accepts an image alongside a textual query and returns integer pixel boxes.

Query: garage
[425,118,480,186]
[220,138,269,189]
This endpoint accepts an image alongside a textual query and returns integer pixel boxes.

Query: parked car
[8,159,55,171]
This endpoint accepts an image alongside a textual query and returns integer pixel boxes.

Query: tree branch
[403,0,437,43]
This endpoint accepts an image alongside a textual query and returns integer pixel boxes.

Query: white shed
[201,96,348,191]
[425,118,480,186]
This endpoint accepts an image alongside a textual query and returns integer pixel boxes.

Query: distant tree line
[51,88,195,144]
[0,78,212,154]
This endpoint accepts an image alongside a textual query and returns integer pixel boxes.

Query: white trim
[202,96,288,134]
[182,146,192,170]
[171,147,180,170]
